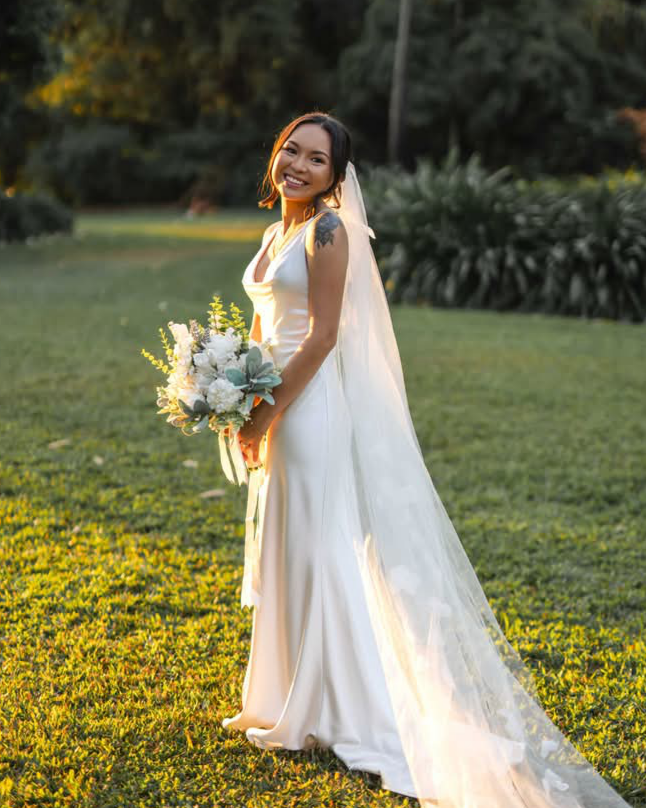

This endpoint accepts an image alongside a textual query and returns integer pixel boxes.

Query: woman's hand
[237,398,270,467]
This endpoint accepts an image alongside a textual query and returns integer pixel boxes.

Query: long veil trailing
[333,161,634,807]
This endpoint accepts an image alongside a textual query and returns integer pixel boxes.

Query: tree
[338,0,644,175]
[0,0,63,187]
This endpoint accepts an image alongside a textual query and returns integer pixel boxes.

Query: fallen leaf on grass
[199,489,226,498]
[93,455,104,466]
[48,438,71,449]
[182,459,199,468]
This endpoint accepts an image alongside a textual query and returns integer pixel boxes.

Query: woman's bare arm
[251,211,348,432]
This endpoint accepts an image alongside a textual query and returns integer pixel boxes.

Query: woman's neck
[279,198,326,234]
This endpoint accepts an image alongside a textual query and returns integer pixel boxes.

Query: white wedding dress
[221,165,635,808]
[222,217,421,798]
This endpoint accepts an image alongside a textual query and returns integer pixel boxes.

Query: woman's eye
[284,146,323,164]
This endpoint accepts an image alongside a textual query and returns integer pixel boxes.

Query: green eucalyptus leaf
[192,415,210,432]
[241,393,255,413]
[192,398,209,415]
[225,368,248,387]
[246,346,262,374]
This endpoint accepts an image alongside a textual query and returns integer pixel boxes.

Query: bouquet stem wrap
[218,429,267,608]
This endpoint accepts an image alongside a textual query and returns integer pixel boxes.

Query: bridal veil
[333,160,634,807]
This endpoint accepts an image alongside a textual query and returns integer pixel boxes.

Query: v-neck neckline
[250,210,327,285]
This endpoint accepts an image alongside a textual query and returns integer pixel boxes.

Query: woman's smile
[284,172,308,188]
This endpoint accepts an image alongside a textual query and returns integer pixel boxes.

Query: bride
[221,111,634,807]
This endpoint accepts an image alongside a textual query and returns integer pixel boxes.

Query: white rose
[225,326,242,351]
[204,332,237,367]
[192,350,213,373]
[206,377,244,414]
[194,371,216,395]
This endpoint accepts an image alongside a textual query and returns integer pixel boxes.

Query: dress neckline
[250,210,328,285]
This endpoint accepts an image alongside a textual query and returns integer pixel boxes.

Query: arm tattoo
[314,212,341,249]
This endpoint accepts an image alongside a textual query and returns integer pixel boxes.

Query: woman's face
[271,124,334,205]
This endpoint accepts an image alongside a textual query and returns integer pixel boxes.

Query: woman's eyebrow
[285,140,329,157]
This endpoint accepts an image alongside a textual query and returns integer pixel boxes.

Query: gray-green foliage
[364,151,646,322]
[226,347,282,407]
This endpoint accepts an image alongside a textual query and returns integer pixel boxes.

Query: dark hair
[258,111,353,219]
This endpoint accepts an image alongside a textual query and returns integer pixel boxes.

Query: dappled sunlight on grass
[0,215,644,806]
[77,207,275,243]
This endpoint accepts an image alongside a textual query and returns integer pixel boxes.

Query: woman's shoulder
[306,205,346,248]
[311,204,342,227]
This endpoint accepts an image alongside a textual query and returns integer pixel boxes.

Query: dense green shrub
[363,153,646,322]
[24,122,159,205]
[0,190,73,243]
[141,127,263,208]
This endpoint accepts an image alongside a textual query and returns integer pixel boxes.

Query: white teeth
[285,173,306,186]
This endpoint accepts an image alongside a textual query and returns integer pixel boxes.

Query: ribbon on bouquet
[217,429,266,609]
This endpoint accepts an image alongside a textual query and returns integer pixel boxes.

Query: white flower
[193,350,214,373]
[194,370,216,394]
[177,381,206,411]
[221,353,247,374]
[206,377,244,414]
[203,330,238,368]
[168,322,191,350]
[169,369,205,411]
[178,388,207,412]
[169,322,193,373]
[226,326,242,349]
[174,347,192,375]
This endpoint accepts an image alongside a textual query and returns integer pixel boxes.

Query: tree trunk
[388,0,413,166]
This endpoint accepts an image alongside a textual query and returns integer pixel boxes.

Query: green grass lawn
[1,208,644,807]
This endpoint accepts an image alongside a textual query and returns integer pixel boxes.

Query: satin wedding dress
[221,162,634,808]
[222,214,420,798]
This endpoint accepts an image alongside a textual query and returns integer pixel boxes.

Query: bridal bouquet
[141,294,282,483]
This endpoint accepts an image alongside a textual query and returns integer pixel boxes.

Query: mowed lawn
[1,209,644,808]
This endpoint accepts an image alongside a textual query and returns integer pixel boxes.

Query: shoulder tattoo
[314,212,341,249]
